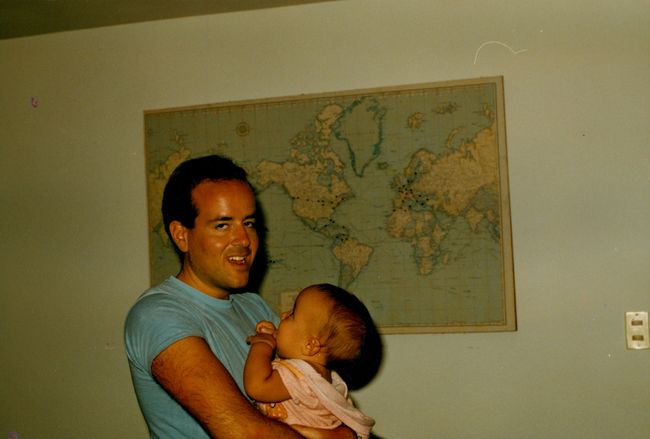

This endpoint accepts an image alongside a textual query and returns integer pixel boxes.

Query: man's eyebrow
[208,213,257,222]
[208,215,233,222]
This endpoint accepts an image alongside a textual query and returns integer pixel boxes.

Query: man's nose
[232,224,251,246]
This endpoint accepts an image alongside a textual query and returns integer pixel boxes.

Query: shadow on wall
[341,307,385,438]
[338,310,383,391]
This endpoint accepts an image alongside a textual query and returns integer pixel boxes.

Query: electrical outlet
[625,311,650,350]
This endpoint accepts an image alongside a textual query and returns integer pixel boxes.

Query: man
[124,155,355,438]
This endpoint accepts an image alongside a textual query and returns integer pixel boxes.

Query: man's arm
[151,336,302,438]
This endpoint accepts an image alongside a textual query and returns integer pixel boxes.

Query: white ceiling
[0,0,334,40]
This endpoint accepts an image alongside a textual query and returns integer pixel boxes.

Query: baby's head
[276,283,374,370]
[314,283,371,367]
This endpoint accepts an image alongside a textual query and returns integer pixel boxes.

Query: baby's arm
[245,322,358,439]
[244,324,292,403]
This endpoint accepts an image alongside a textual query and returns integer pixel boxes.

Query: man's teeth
[229,256,246,263]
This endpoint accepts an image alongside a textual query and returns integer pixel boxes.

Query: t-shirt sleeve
[124,294,203,373]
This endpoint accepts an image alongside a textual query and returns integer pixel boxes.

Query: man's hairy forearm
[152,336,303,438]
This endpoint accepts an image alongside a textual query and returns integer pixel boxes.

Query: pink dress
[256,359,375,439]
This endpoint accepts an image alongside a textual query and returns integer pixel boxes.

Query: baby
[244,283,377,439]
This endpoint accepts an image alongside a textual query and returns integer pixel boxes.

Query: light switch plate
[625,311,650,350]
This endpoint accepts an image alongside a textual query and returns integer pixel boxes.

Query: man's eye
[215,223,228,229]
[244,220,257,228]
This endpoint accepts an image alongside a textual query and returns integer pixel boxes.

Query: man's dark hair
[161,154,250,259]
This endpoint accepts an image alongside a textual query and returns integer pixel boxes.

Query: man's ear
[302,337,322,357]
[169,220,189,253]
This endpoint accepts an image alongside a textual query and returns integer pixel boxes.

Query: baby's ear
[302,337,322,357]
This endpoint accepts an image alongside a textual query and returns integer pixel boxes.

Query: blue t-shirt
[124,277,279,438]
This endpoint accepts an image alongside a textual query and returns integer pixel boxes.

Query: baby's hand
[246,333,277,350]
[256,320,277,336]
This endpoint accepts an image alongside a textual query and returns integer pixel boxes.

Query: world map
[144,77,515,333]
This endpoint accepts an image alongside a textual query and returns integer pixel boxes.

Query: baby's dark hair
[313,283,375,369]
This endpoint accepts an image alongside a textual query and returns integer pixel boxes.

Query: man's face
[176,179,259,299]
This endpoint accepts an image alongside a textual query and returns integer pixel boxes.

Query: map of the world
[144,77,516,333]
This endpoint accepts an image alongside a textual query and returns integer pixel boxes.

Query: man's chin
[227,278,251,292]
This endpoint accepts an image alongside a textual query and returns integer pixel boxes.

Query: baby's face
[275,287,331,359]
